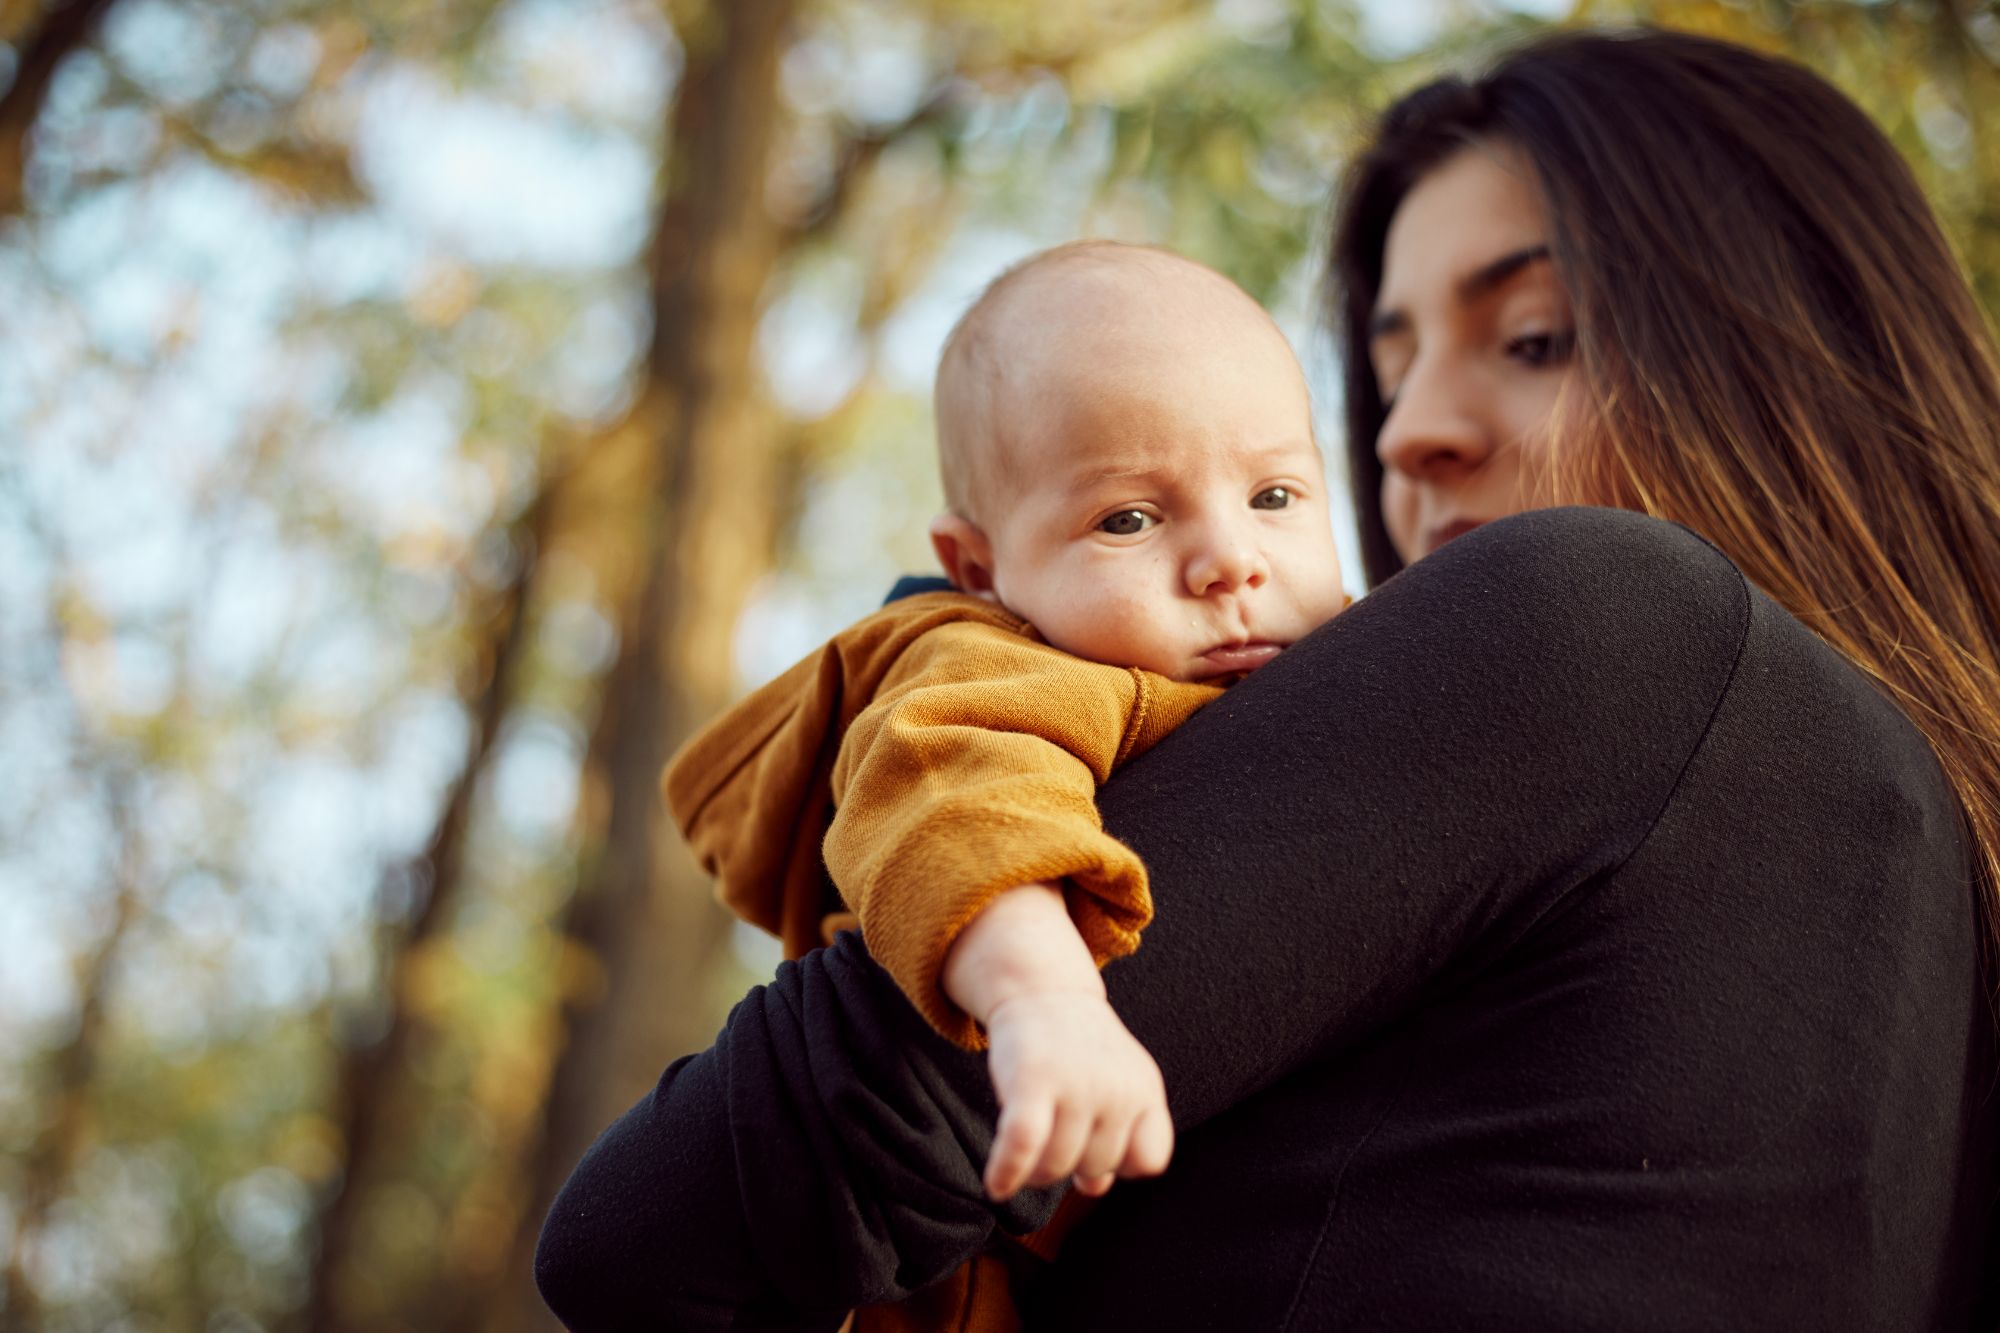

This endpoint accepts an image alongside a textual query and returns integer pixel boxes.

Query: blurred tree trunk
[301,484,557,1333]
[487,1,797,1327]
[1,773,140,1328]
[0,0,121,216]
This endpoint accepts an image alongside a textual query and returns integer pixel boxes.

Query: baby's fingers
[1029,1103,1094,1190]
[1071,1170,1116,1197]
[986,1096,1054,1201]
[1073,1110,1136,1186]
[1121,1104,1174,1179]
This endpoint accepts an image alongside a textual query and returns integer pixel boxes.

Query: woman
[535,29,1999,1330]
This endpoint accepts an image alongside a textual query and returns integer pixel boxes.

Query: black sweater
[535,507,1998,1331]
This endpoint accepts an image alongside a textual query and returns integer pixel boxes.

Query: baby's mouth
[1193,641,1283,677]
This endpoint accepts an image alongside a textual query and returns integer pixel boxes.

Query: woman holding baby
[536,27,1999,1331]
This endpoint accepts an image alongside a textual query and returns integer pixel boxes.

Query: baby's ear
[928,514,998,598]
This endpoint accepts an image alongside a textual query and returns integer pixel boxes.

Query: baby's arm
[821,620,1215,1195]
[941,881,1173,1200]
[824,622,1176,1045]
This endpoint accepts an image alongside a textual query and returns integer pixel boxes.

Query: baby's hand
[979,987,1174,1201]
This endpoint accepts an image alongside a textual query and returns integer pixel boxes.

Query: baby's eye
[1250,487,1293,511]
[1098,510,1155,536]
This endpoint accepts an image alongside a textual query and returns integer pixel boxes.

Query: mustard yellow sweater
[664,590,1223,1047]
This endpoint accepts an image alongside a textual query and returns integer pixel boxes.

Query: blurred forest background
[4,0,1999,1327]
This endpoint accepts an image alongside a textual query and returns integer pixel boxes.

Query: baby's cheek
[1281,534,1347,622]
[1126,597,1200,675]
[1304,566,1350,625]
[1073,591,1178,670]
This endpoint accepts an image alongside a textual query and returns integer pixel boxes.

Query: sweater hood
[663,591,1031,960]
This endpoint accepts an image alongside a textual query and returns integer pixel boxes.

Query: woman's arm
[534,931,1064,1332]
[1093,505,1753,1129]
[534,506,1751,1329]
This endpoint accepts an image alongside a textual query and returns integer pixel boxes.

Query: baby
[666,239,1346,1323]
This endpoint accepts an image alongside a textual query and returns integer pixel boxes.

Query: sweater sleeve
[825,624,1218,1047]
[534,507,1752,1329]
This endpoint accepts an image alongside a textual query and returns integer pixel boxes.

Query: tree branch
[780,84,963,248]
[302,465,565,1333]
[0,0,121,216]
[1,770,143,1324]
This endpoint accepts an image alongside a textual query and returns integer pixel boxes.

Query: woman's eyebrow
[1368,244,1553,341]
[1458,243,1552,303]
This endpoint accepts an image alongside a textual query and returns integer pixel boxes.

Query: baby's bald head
[933,241,1305,526]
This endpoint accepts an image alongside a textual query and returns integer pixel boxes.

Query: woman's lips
[1195,642,1283,677]
[1426,518,1485,554]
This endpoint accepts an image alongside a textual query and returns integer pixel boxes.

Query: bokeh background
[4,0,1998,1328]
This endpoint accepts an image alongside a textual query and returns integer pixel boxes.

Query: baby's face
[981,309,1345,682]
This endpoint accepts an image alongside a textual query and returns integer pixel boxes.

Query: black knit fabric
[536,507,1998,1332]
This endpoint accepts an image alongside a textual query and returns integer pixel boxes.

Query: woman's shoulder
[1335,506,1753,738]
[1433,506,1947,792]
[1411,505,1748,629]
[1328,504,1960,864]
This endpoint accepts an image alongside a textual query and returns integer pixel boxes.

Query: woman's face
[1368,141,1580,566]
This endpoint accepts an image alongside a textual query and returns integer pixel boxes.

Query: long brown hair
[1331,29,2000,954]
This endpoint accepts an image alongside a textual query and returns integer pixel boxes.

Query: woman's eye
[1507,329,1576,367]
[1098,510,1154,535]
[1250,487,1293,511]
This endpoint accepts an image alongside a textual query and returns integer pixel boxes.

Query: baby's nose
[1184,538,1267,596]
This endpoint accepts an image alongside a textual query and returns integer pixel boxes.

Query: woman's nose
[1375,362,1493,481]
[1184,524,1269,597]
